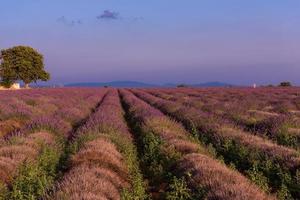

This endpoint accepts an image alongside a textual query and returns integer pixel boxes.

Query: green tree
[177,84,189,88]
[278,82,292,87]
[0,46,50,88]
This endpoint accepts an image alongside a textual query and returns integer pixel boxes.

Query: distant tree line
[177,84,189,88]
[265,82,293,87]
[177,82,294,88]
[0,46,50,88]
[278,82,292,87]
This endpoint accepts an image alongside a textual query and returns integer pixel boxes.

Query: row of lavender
[46,89,147,199]
[166,87,300,114]
[146,88,300,150]
[132,89,300,199]
[120,89,272,199]
[0,88,106,199]
[1,87,299,199]
[152,87,300,128]
[0,88,104,138]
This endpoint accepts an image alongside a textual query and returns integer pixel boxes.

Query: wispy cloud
[57,16,82,26]
[97,10,120,20]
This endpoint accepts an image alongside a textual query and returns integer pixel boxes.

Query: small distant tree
[0,46,50,88]
[177,84,188,88]
[279,82,292,87]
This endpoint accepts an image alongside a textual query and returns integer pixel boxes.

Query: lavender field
[0,87,299,200]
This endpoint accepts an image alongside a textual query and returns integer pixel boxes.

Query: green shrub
[0,182,9,200]
[277,184,293,200]
[166,175,207,200]
[166,177,192,200]
[10,146,61,200]
[192,133,297,198]
[110,133,147,200]
[177,84,189,88]
[276,131,298,148]
[247,163,270,192]
[278,82,292,87]
[140,132,166,181]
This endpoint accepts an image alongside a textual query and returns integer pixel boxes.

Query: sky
[1,0,300,86]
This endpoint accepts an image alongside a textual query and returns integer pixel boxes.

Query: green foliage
[206,143,217,158]
[108,132,147,200]
[278,82,292,87]
[186,119,199,139]
[166,177,192,200]
[140,132,166,180]
[277,184,293,200]
[247,163,270,192]
[189,127,298,198]
[276,130,298,148]
[166,175,207,200]
[138,130,180,184]
[0,46,50,86]
[127,117,183,198]
[221,139,252,170]
[69,132,99,154]
[244,117,299,148]
[0,182,9,200]
[221,139,297,197]
[177,84,189,88]
[0,78,14,88]
[9,146,61,200]
[296,170,300,185]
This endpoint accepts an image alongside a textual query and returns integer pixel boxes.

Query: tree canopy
[0,46,50,88]
[279,82,292,87]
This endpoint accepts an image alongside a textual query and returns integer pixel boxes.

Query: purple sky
[1,0,299,85]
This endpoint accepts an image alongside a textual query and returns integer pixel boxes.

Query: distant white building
[0,83,21,90]
[253,83,257,88]
[11,83,20,89]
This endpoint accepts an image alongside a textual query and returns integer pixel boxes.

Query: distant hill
[64,81,157,88]
[64,81,234,88]
[163,82,233,88]
[192,82,233,87]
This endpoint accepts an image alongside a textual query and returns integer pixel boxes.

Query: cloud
[57,16,82,26]
[97,10,120,20]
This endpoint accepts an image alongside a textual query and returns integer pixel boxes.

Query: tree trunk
[24,83,30,88]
